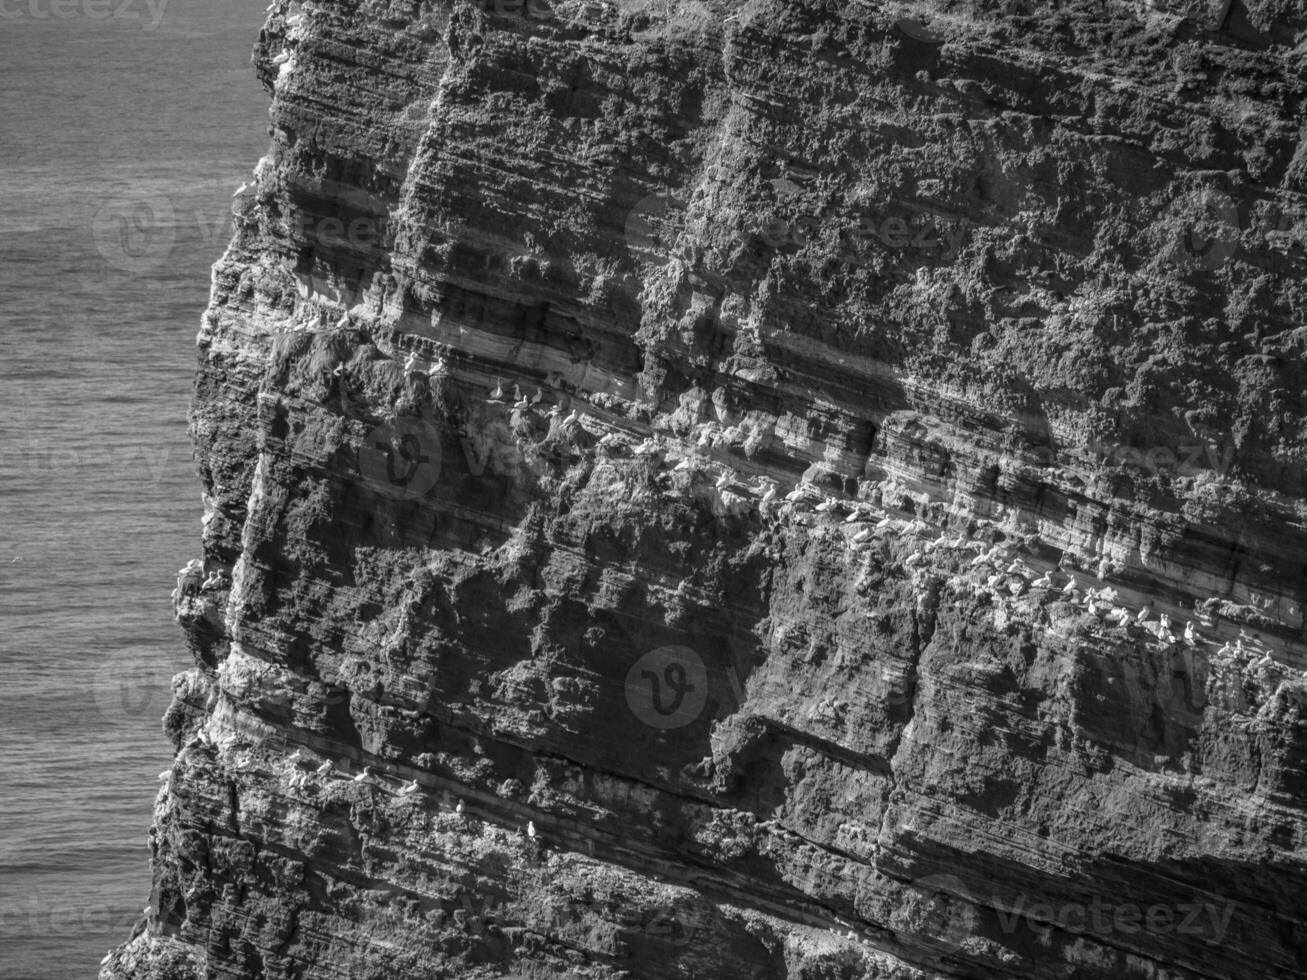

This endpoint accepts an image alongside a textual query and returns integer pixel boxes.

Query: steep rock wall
[107,1,1307,978]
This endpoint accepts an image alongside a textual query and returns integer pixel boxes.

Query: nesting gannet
[513,396,529,410]
[526,820,536,839]
[986,573,1003,589]
[273,50,293,65]
[875,517,893,530]
[316,761,332,775]
[352,766,373,782]
[815,497,839,513]
[904,552,923,566]
[1183,621,1196,644]
[399,780,419,796]
[231,182,252,198]
[455,799,465,814]
[157,769,170,781]
[332,363,345,378]
[100,952,112,966]
[547,403,563,417]
[760,484,777,505]
[1060,578,1078,596]
[287,12,304,26]
[491,379,505,399]
[428,358,447,377]
[403,352,419,374]
[1135,606,1151,624]
[1032,573,1053,589]
[530,387,544,406]
[853,528,873,543]
[784,488,806,502]
[288,749,303,764]
[563,410,580,425]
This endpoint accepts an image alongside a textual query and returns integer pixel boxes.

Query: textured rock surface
[105,1,1307,977]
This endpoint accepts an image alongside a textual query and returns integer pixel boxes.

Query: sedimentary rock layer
[107,1,1307,977]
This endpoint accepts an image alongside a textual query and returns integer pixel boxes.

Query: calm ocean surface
[0,3,268,975]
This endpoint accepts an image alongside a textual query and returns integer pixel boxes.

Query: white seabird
[316,761,332,775]
[403,352,419,374]
[399,780,419,796]
[526,820,536,839]
[352,766,373,783]
[513,396,529,410]
[428,358,447,377]
[490,379,505,399]
[273,50,292,65]
[715,471,732,490]
[455,799,465,814]
[231,182,251,198]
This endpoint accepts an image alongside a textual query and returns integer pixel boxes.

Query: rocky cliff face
[104,1,1307,977]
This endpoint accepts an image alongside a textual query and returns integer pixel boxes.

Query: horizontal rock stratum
[105,0,1307,977]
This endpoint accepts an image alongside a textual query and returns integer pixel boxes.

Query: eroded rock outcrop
[106,1,1307,977]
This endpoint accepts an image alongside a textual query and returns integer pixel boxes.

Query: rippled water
[0,3,268,975]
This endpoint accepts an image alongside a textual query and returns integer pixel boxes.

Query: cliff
[104,0,1307,977]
